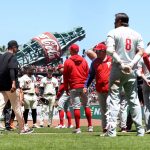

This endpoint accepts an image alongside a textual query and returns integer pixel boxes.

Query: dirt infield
[0,119,101,128]
[36,119,102,127]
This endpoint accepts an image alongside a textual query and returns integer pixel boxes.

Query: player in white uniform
[104,13,145,137]
[39,67,58,127]
[137,44,150,133]
[19,66,39,129]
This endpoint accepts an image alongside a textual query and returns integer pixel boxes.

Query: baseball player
[142,43,150,72]
[63,43,93,133]
[104,13,145,137]
[19,66,39,129]
[136,44,150,134]
[55,64,73,129]
[84,43,111,133]
[39,67,58,127]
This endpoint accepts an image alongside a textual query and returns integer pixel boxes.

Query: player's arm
[56,83,65,100]
[86,49,97,60]
[129,48,144,68]
[143,45,150,72]
[130,34,145,68]
[39,79,45,96]
[139,72,150,86]
[9,69,17,92]
[18,88,24,105]
[106,33,122,65]
[63,61,70,92]
[136,60,150,86]
[83,61,95,94]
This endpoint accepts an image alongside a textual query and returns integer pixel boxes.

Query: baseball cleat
[55,124,66,129]
[88,126,93,132]
[100,132,116,137]
[24,124,29,130]
[137,129,145,136]
[120,128,127,133]
[0,124,5,131]
[68,125,74,128]
[20,128,34,134]
[32,124,40,128]
[72,128,81,134]
[47,124,52,128]
[145,129,150,134]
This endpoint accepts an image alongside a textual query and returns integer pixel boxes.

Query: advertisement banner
[32,32,61,63]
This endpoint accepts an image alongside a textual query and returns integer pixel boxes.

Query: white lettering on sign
[93,108,100,115]
[34,33,60,61]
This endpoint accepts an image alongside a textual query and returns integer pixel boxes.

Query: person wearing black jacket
[0,40,33,134]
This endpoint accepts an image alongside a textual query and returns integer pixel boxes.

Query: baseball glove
[39,97,49,105]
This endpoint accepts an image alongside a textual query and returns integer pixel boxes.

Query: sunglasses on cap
[95,50,106,53]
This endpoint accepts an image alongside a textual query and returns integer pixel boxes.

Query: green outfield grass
[0,127,150,150]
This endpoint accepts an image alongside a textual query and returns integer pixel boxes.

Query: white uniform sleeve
[106,30,115,55]
[106,30,122,64]
[19,77,25,88]
[40,78,45,87]
[137,34,144,50]
[136,59,143,76]
[54,78,58,87]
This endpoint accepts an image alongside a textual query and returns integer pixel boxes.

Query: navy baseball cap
[8,40,19,49]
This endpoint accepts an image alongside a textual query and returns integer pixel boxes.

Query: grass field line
[4,132,100,135]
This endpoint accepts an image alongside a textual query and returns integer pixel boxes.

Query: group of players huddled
[1,12,150,137]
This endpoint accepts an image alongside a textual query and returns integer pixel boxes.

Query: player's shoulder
[107,28,116,36]
[127,27,142,36]
[21,74,28,79]
[64,59,71,67]
[52,76,58,82]
[41,76,46,81]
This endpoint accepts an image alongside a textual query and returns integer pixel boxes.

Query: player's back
[108,26,144,64]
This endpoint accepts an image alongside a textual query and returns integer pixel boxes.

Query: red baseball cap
[93,43,107,51]
[69,44,79,52]
[57,64,64,70]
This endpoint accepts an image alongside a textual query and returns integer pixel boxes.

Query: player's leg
[70,89,81,133]
[0,92,8,131]
[47,96,55,127]
[56,93,66,128]
[123,78,144,136]
[104,65,121,137]
[118,93,128,132]
[39,104,45,127]
[6,91,25,132]
[142,81,150,133]
[97,92,108,133]
[0,92,8,117]
[57,94,72,128]
[3,100,12,130]
[31,99,39,128]
[81,88,93,132]
[64,96,73,128]
[10,110,16,129]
